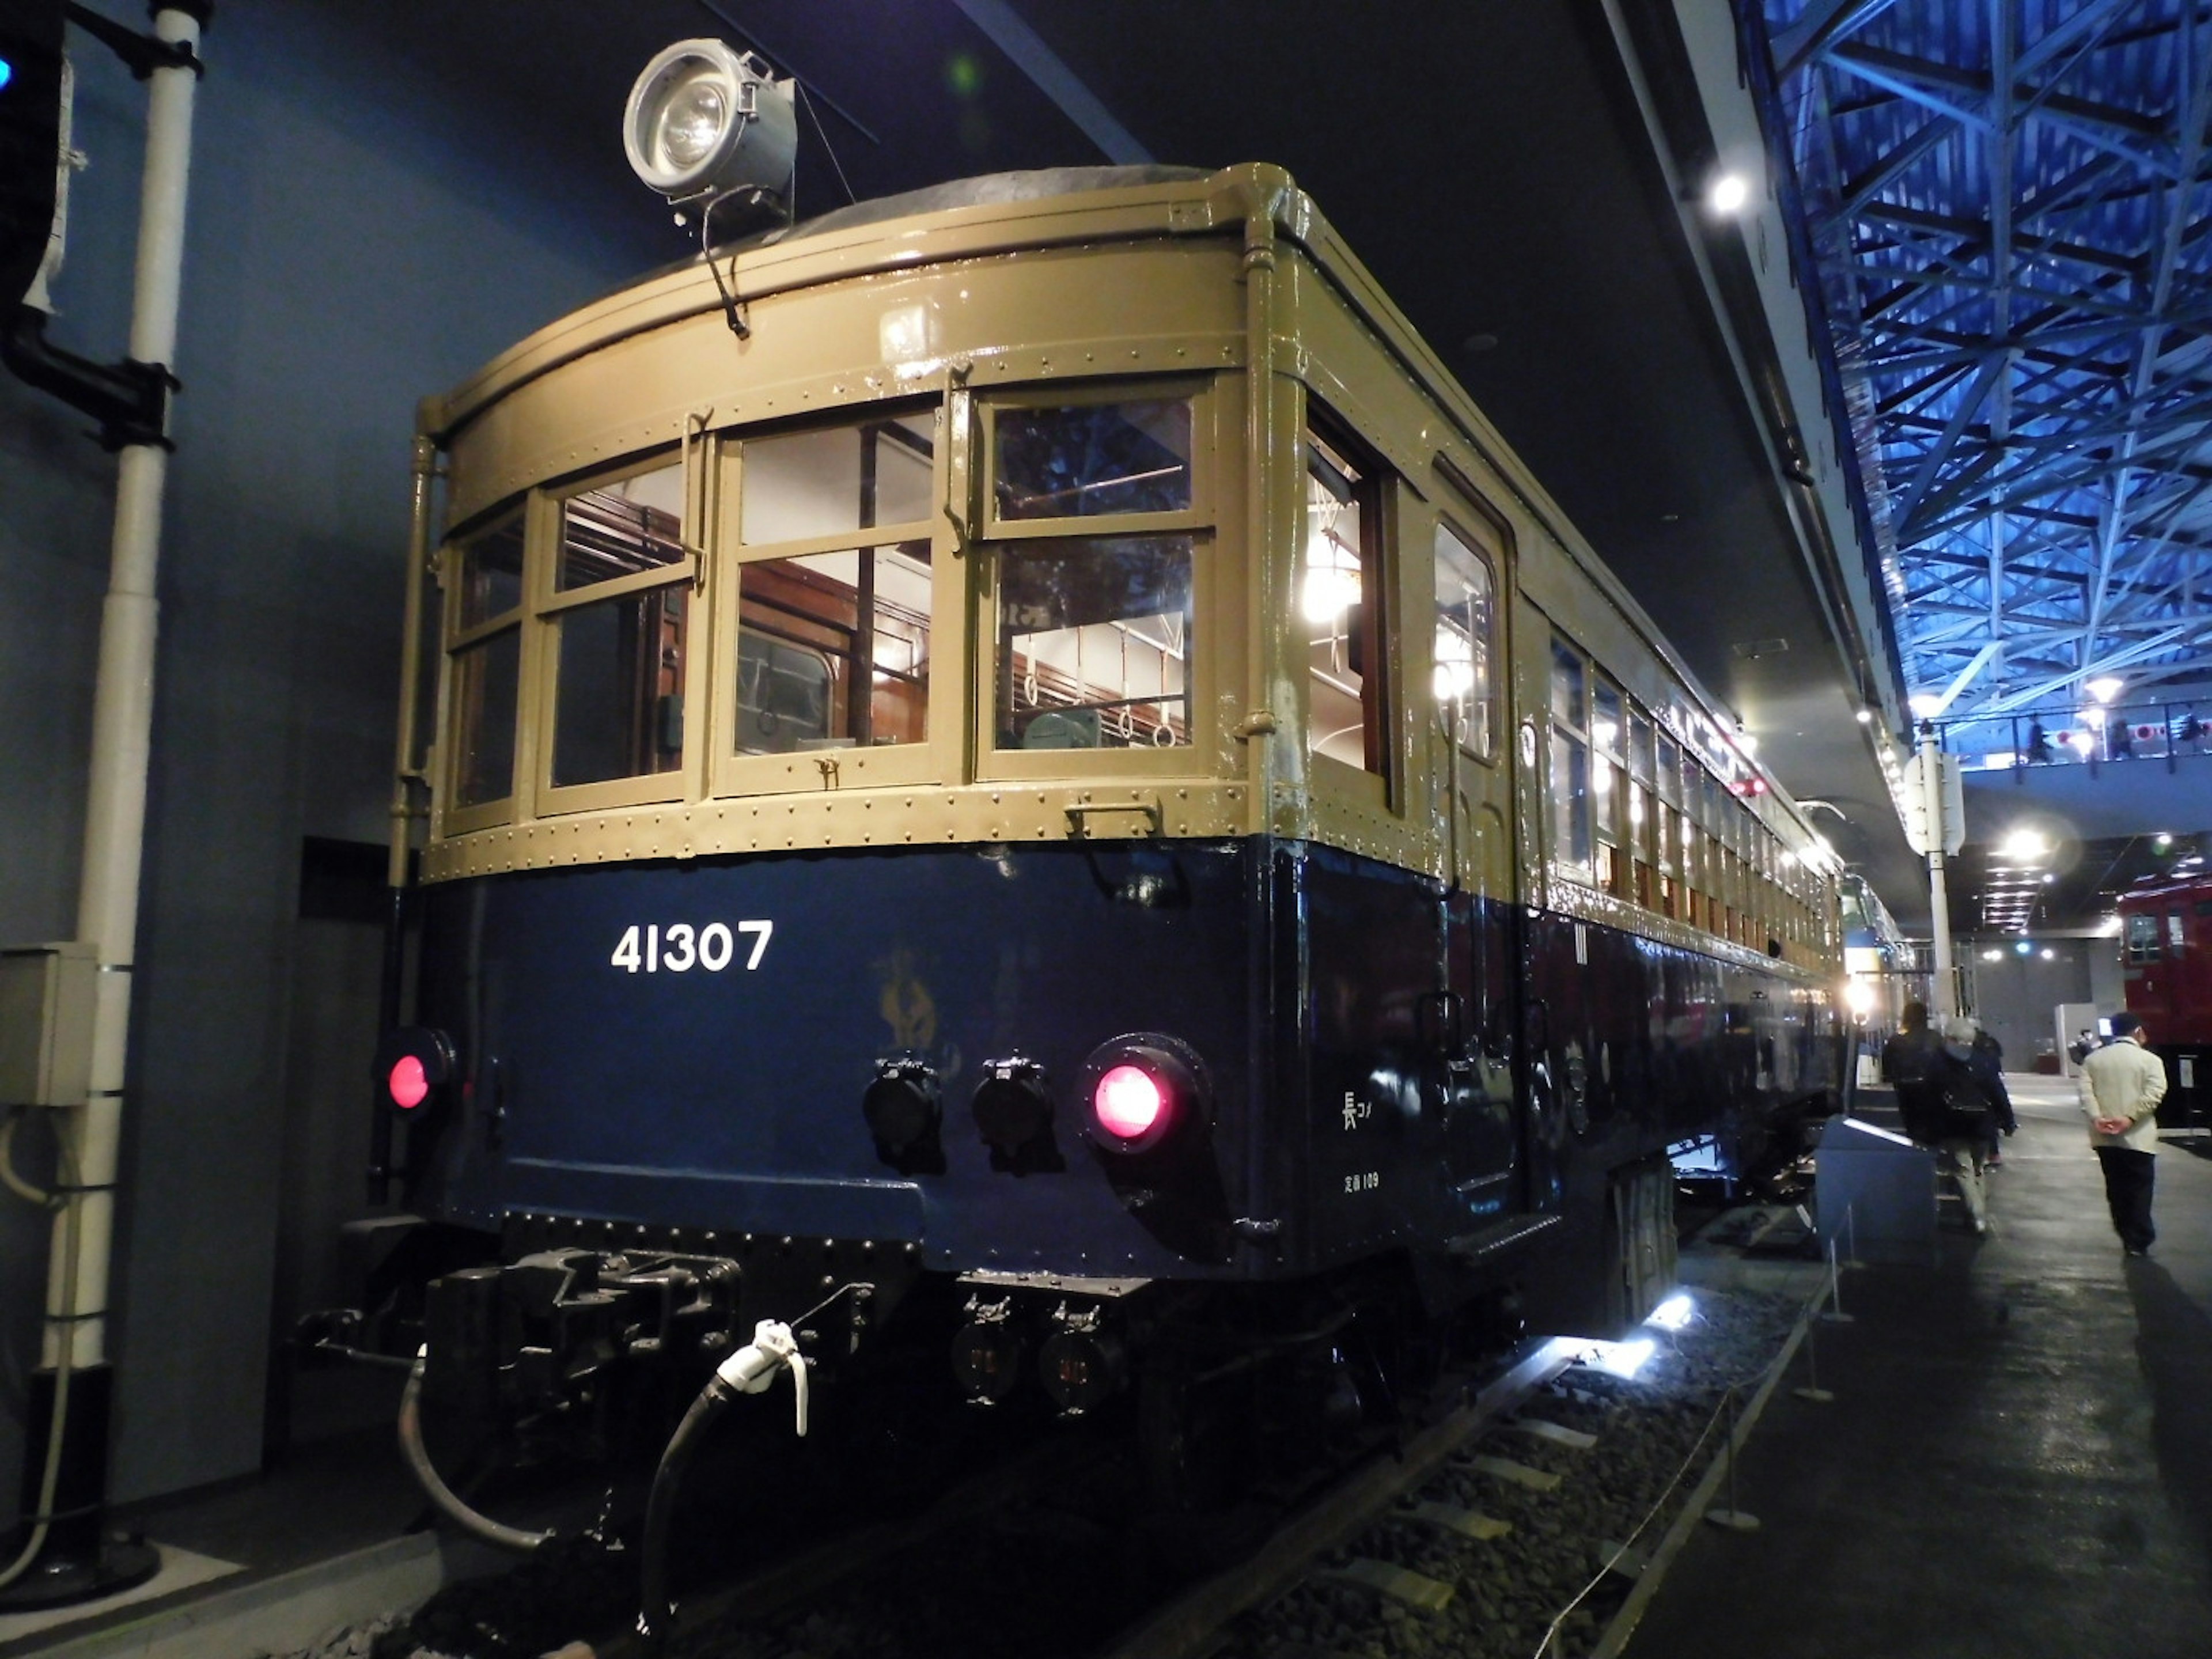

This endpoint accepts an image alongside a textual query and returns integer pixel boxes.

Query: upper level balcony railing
[1936,702,2212,777]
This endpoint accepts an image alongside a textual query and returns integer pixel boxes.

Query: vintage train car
[362,161,1847,1501]
[2119,872,2212,1127]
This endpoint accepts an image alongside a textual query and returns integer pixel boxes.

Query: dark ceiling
[337,0,1943,913]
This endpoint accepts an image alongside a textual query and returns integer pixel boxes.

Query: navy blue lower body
[2094,1145,2157,1252]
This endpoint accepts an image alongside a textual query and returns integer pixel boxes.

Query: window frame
[440,508,531,836]
[974,377,1221,785]
[533,452,703,817]
[709,404,954,800]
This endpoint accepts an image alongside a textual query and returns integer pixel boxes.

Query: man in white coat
[2078,1010,2168,1257]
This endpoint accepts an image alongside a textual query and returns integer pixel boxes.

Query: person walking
[1930,1016,2005,1234]
[1968,1025,2014,1167]
[1882,1000,1940,1145]
[2078,1010,2168,1257]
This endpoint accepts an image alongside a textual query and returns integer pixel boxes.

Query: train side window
[1655,731,1681,918]
[1432,521,1496,760]
[448,516,525,813]
[2125,914,2159,962]
[546,461,691,791]
[1548,639,1592,878]
[1304,427,1389,781]
[1628,712,1656,907]
[1591,678,1624,895]
[994,536,1192,750]
[2170,912,2186,951]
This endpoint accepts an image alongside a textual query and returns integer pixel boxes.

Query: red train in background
[2120,871,2212,1128]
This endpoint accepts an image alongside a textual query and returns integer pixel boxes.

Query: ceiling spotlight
[1997,828,2050,862]
[1908,692,1945,719]
[624,39,797,210]
[2085,676,2124,704]
[1855,708,1874,725]
[1707,172,1752,215]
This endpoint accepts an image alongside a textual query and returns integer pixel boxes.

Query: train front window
[459,518,524,627]
[736,543,932,753]
[546,461,691,790]
[1433,521,1495,759]
[995,536,1191,749]
[1305,429,1388,779]
[446,515,525,816]
[741,415,934,543]
[452,626,520,808]
[995,400,1192,520]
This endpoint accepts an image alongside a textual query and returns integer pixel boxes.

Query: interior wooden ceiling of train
[372,0,2212,927]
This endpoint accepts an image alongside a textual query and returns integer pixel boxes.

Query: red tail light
[1080,1034,1207,1155]
[373,1027,456,1115]
[1094,1065,1165,1139]
[388,1054,431,1111]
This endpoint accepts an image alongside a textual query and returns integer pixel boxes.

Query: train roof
[422,162,1835,858]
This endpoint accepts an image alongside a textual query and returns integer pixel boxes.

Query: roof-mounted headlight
[622,39,796,209]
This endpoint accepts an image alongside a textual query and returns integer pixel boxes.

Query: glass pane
[560,462,686,592]
[1657,734,1681,804]
[458,518,524,630]
[1630,714,1654,785]
[1551,732,1590,874]
[997,536,1192,750]
[1592,752,1616,845]
[735,542,933,754]
[1592,679,1623,757]
[452,627,520,808]
[551,584,688,787]
[742,414,935,544]
[1433,522,1495,757]
[1550,639,1585,729]
[995,399,1192,520]
[1304,433,1380,772]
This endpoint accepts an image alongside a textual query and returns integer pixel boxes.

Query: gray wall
[1963,937,2095,1070]
[3,3,662,1518]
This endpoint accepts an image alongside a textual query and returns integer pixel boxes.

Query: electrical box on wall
[0,941,97,1106]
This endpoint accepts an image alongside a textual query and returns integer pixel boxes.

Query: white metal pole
[1919,725,1956,1022]
[47,0,200,1496]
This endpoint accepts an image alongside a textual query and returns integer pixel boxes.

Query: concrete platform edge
[24,1534,444,1659]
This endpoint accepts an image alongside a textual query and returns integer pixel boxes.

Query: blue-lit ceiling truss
[1764,0,2212,717]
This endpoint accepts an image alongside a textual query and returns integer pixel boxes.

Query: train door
[1429,491,1520,1225]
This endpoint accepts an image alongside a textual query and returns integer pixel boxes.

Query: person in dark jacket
[1968,1025,2015,1166]
[1929,1016,2007,1233]
[1881,1001,1940,1143]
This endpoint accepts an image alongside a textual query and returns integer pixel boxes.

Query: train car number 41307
[610,921,774,974]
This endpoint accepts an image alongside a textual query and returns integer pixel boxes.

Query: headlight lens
[657,74,727,171]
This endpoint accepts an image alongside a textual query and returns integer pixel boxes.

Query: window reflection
[741,415,935,544]
[1305,431,1385,775]
[995,536,1191,750]
[1433,522,1495,757]
[995,400,1192,520]
[736,544,931,754]
[549,460,691,789]
[459,519,524,628]
[452,628,520,807]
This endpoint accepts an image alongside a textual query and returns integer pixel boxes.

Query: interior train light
[622,39,797,209]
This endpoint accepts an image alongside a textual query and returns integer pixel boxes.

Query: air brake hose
[397,1353,557,1555]
[636,1321,808,1646]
